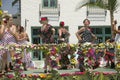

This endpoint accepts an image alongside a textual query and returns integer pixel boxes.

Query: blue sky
[1,0,19,14]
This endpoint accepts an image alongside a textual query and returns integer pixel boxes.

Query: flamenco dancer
[39,17,55,73]
[76,19,97,72]
[58,21,70,44]
[57,21,71,69]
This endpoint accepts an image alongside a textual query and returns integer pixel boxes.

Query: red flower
[7,74,14,78]
[0,74,3,78]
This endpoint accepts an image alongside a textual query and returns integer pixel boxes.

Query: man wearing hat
[39,17,55,73]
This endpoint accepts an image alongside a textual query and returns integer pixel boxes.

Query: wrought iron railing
[87,6,107,21]
[39,4,60,21]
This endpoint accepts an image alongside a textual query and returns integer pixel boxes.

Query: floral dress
[40,24,54,44]
[79,28,93,43]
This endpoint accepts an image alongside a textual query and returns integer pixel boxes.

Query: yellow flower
[70,44,74,47]
[83,51,88,54]
[39,74,46,78]
[28,74,32,78]
[116,63,120,68]
[95,49,99,54]
[116,44,120,49]
[99,43,104,47]
[47,52,50,55]
[11,57,14,61]
[47,75,52,79]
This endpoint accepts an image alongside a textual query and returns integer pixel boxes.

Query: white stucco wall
[21,0,120,44]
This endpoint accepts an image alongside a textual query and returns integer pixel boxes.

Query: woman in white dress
[16,26,31,70]
[1,15,17,73]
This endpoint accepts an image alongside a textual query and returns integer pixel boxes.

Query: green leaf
[93,75,99,80]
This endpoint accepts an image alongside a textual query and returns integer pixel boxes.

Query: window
[105,28,111,34]
[92,28,102,34]
[31,26,69,60]
[31,27,42,60]
[43,0,57,8]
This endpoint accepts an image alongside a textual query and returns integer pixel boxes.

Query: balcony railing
[87,6,107,21]
[39,4,60,21]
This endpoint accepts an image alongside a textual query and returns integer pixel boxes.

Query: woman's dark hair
[114,20,117,24]
[19,26,24,33]
[83,19,90,24]
[118,25,120,30]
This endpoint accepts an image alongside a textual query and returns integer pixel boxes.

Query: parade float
[0,42,119,80]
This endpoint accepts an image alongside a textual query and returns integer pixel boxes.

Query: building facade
[20,0,120,67]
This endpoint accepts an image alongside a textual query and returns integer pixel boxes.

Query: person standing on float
[1,14,17,73]
[76,19,97,72]
[58,21,70,44]
[16,26,31,71]
[58,21,71,69]
[39,17,55,73]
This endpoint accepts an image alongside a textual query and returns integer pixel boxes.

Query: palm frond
[12,0,19,6]
[76,0,97,11]
[95,0,108,9]
[96,0,119,12]
[76,0,119,12]
[109,0,119,11]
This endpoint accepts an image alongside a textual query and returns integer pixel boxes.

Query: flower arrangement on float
[0,43,120,80]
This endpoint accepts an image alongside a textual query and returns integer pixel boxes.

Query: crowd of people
[39,17,117,73]
[0,12,119,74]
[0,13,31,74]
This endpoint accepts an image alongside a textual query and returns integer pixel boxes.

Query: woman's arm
[112,21,120,34]
[65,29,70,40]
[75,27,84,41]
[16,32,28,41]
[24,33,29,41]
[91,33,97,42]
[52,28,55,36]
[58,29,62,39]
[0,25,5,39]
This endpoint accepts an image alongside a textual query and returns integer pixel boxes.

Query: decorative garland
[0,42,119,58]
[0,42,120,79]
[0,70,119,80]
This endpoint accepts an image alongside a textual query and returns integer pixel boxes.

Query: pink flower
[21,74,27,78]
[7,74,14,78]
[18,69,23,73]
[60,73,70,77]
[94,72,100,75]
[33,74,39,78]
[74,72,85,75]
[103,72,116,75]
